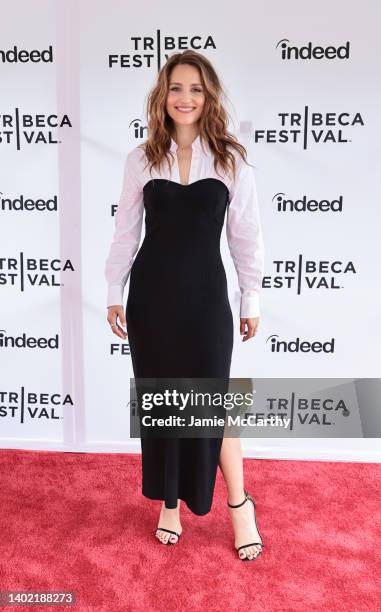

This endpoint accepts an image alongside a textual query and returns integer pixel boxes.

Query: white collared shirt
[105,134,265,318]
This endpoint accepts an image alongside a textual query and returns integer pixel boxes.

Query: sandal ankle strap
[227,489,253,508]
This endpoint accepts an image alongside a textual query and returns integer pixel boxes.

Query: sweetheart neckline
[143,177,229,192]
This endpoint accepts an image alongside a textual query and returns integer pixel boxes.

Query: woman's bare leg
[156,500,182,544]
[219,436,263,559]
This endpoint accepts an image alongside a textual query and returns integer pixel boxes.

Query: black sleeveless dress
[125,177,234,515]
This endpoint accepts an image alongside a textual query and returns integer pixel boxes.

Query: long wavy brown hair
[138,50,250,183]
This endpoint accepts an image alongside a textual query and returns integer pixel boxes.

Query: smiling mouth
[175,107,195,112]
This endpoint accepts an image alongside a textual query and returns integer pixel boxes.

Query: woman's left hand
[240,317,259,342]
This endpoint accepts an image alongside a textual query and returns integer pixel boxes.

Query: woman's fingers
[118,309,127,329]
[107,306,128,339]
[240,317,259,342]
[113,322,127,339]
[240,319,246,336]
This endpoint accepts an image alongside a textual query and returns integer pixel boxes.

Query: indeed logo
[273,192,343,213]
[0,330,59,349]
[0,192,58,212]
[0,45,53,63]
[276,40,350,60]
[266,335,335,353]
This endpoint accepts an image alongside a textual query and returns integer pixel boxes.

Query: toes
[156,529,180,545]
[251,545,260,558]
[237,544,263,560]
[157,530,166,544]
[250,545,262,559]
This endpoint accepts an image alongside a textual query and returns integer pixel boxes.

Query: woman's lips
[175,107,195,113]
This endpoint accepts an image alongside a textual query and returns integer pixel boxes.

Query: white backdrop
[1,0,380,461]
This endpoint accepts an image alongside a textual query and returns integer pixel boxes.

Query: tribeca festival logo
[254,106,364,149]
[0,387,72,424]
[0,253,74,293]
[108,30,217,70]
[109,338,131,356]
[276,39,350,60]
[263,389,350,429]
[272,191,343,213]
[263,254,356,293]
[0,109,72,150]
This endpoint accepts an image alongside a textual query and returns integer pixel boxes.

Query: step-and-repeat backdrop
[1,0,380,459]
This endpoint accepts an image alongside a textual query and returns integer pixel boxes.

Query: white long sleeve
[226,157,265,318]
[105,138,264,315]
[104,150,144,307]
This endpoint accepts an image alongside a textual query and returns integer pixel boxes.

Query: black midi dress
[104,134,264,516]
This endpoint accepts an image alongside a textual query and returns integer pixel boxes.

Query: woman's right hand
[107,305,128,340]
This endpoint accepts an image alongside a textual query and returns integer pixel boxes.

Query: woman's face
[166,64,205,130]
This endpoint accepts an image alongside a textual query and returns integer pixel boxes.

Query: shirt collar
[170,133,207,154]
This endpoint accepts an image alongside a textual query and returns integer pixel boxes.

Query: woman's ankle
[161,500,181,512]
[227,489,246,506]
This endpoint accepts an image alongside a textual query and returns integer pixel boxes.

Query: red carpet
[0,448,380,611]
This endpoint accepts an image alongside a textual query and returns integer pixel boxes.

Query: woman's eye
[170,87,203,93]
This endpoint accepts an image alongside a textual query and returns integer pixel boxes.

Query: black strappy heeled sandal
[227,489,265,560]
[155,527,181,545]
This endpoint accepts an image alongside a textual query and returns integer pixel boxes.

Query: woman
[105,50,265,561]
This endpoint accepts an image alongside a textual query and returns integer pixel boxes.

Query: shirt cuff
[107,285,124,307]
[240,292,260,318]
